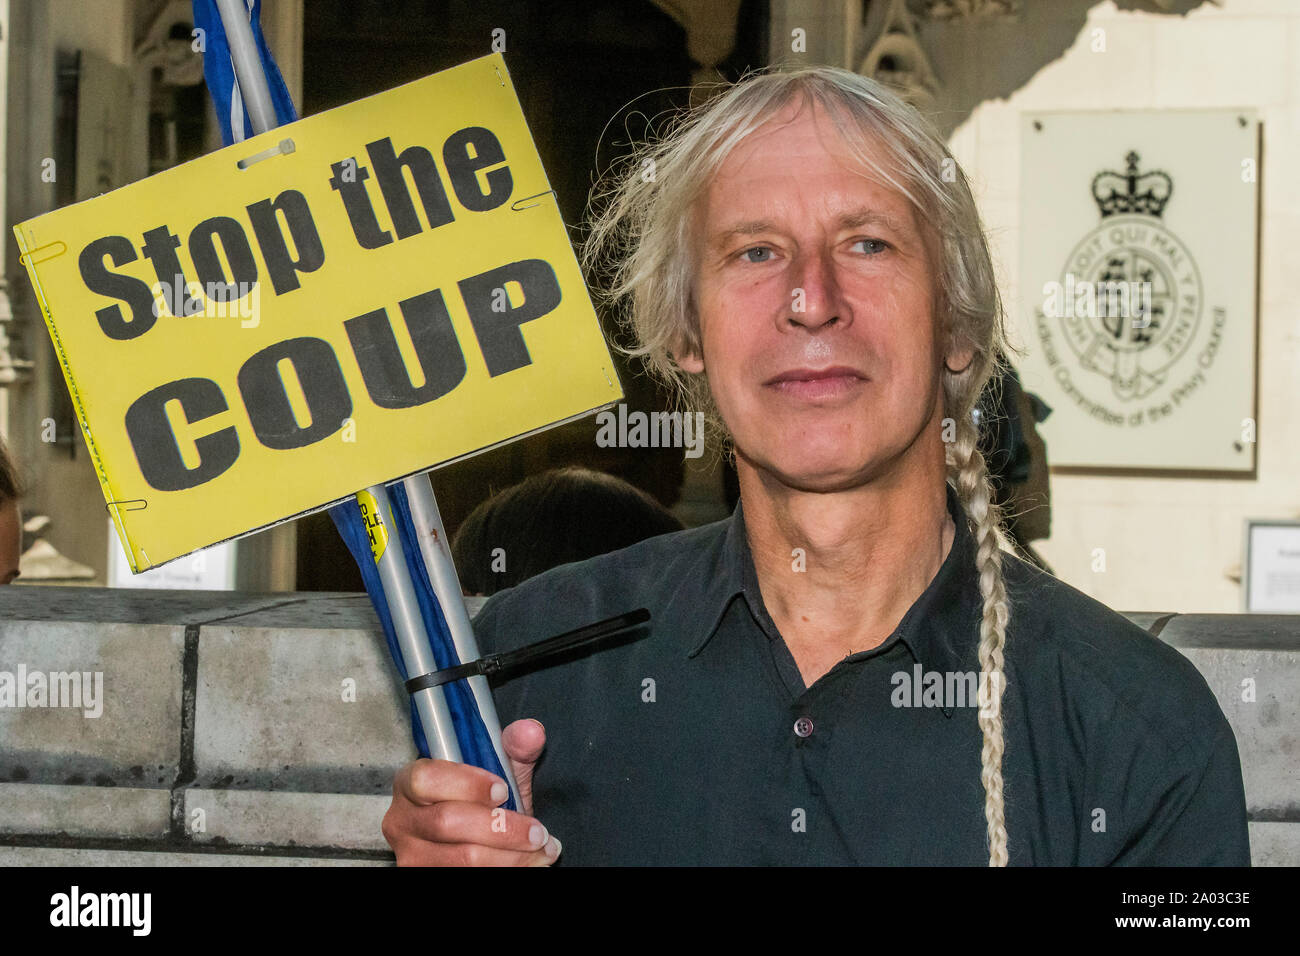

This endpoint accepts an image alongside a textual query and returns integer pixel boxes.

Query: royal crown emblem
[1091,151,1172,218]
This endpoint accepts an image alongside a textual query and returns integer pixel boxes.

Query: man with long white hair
[382,66,1249,866]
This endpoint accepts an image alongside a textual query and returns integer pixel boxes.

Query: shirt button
[793,715,814,738]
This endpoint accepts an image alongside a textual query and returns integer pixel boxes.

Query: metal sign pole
[403,473,520,804]
[364,483,462,762]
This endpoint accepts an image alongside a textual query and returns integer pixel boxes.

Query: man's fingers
[501,718,546,816]
[385,795,564,867]
[383,721,556,866]
[502,718,546,763]
[393,758,509,808]
[401,800,552,853]
[393,837,563,868]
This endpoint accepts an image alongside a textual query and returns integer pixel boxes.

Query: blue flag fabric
[192,0,516,810]
[330,486,517,812]
[191,0,298,142]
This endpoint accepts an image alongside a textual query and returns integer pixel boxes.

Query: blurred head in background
[452,466,684,597]
[0,438,23,585]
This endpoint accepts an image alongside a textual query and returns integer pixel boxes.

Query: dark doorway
[295,0,766,591]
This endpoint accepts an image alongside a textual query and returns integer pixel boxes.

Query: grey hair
[580,65,1014,865]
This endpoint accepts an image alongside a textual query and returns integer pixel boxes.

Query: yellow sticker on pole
[356,490,387,564]
[13,54,622,572]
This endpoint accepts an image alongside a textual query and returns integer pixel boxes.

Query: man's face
[681,100,968,493]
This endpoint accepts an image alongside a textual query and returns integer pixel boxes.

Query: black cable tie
[404,608,651,695]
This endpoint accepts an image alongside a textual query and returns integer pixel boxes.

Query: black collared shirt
[472,485,1250,865]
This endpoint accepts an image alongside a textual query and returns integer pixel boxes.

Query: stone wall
[0,588,1295,865]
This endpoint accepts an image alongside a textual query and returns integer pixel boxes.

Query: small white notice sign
[1245,520,1300,614]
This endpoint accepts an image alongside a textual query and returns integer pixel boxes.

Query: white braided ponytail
[949,408,1013,865]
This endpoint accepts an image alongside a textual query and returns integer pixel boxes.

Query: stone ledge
[192,624,415,793]
[1171,647,1298,816]
[1123,612,1174,632]
[0,783,170,839]
[0,621,185,786]
[1247,822,1300,867]
[0,846,390,866]
[1156,613,1300,651]
[182,788,392,851]
[0,586,306,625]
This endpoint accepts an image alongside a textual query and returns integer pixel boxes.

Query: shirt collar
[676,483,982,676]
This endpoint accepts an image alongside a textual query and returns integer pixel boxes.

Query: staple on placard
[510,189,556,211]
[105,498,149,513]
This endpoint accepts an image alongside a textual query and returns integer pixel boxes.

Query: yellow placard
[14,54,622,572]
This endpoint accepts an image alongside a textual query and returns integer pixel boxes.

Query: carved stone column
[857,0,940,109]
[653,0,742,97]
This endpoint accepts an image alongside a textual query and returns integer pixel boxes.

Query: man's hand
[382,718,561,866]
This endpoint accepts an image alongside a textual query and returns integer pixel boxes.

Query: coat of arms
[1046,151,1204,402]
